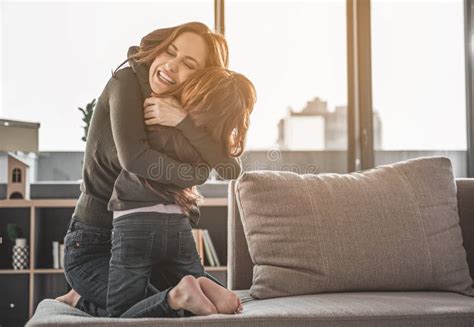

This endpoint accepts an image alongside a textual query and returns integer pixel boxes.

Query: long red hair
[146,67,256,216]
[124,22,255,216]
[159,67,256,157]
[132,21,228,69]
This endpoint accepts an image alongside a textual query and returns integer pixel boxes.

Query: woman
[106,66,256,318]
[57,22,246,318]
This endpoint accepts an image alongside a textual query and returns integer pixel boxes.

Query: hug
[55,21,256,319]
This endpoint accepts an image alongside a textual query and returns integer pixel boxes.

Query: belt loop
[67,217,75,232]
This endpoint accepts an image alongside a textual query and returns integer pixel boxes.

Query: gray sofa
[27,178,474,326]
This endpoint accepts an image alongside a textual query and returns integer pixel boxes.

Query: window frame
[346,0,374,172]
[12,168,22,183]
[465,0,474,177]
[218,0,472,175]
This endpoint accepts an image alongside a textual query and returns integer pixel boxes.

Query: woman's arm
[108,68,210,188]
[143,97,242,180]
[175,116,243,180]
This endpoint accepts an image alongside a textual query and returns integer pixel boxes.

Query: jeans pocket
[119,231,154,265]
[64,230,81,250]
[79,229,111,247]
[178,229,200,262]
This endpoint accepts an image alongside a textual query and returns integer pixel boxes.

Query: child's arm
[175,116,242,180]
[144,97,242,180]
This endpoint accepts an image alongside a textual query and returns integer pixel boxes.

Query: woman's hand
[144,96,188,127]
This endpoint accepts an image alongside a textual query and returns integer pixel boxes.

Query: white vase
[12,238,29,270]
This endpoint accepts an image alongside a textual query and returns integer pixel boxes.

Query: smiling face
[149,32,208,94]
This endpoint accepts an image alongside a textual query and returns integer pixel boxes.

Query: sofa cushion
[28,291,474,327]
[235,156,474,299]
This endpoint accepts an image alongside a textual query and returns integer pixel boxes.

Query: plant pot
[12,238,29,270]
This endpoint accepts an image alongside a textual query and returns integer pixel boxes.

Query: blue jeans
[107,212,210,318]
[63,216,223,318]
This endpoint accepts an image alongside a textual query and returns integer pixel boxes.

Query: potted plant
[7,224,28,270]
[78,99,96,142]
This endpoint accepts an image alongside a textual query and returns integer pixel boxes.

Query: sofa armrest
[227,180,253,290]
[456,178,474,280]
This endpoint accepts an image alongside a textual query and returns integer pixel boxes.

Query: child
[106,64,256,318]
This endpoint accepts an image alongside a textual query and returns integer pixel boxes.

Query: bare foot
[167,275,218,316]
[55,289,81,307]
[197,277,243,314]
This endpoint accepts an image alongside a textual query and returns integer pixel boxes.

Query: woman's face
[149,32,208,94]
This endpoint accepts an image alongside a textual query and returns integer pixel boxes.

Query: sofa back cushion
[235,157,474,299]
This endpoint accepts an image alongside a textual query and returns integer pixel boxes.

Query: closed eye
[170,42,200,68]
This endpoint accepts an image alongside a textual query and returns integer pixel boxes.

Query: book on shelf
[191,228,221,267]
[52,241,59,269]
[202,229,215,266]
[203,229,221,266]
[191,229,204,266]
[52,241,65,269]
[59,243,65,269]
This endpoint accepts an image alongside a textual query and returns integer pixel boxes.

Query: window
[1,0,213,151]
[371,0,468,176]
[12,168,22,183]
[226,0,348,173]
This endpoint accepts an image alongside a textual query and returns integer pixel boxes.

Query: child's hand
[144,96,187,127]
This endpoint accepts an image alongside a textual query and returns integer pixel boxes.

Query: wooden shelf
[33,269,64,274]
[0,200,32,208]
[204,266,227,272]
[200,198,227,206]
[5,267,228,274]
[0,269,31,274]
[31,199,77,208]
[0,198,227,208]
[0,197,229,322]
[0,266,227,278]
[0,199,77,208]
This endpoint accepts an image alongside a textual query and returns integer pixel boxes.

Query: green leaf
[7,224,23,241]
[79,98,97,142]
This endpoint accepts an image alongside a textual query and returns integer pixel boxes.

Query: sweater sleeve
[108,69,210,188]
[175,116,243,180]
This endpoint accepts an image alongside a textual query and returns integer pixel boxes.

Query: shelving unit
[0,197,228,326]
